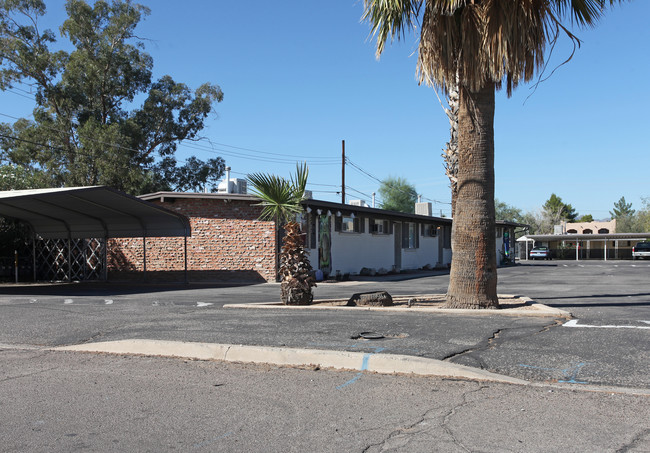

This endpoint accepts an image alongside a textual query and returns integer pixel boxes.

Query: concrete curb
[224,295,572,318]
[52,339,529,385]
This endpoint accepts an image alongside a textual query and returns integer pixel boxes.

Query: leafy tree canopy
[0,0,224,194]
[0,163,46,190]
[378,176,417,213]
[578,214,594,223]
[610,196,635,219]
[495,199,524,223]
[543,193,578,222]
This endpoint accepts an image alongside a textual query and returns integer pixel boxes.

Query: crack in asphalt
[441,329,502,364]
[533,318,566,336]
[616,428,650,453]
[440,317,566,370]
[360,406,440,453]
[361,384,491,453]
[440,384,489,453]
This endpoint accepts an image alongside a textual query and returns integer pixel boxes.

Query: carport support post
[576,241,579,261]
[525,240,529,260]
[604,240,607,261]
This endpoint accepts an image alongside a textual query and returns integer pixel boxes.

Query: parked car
[529,246,552,260]
[632,241,650,260]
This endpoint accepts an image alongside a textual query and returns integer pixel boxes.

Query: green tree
[363,0,622,308]
[0,0,224,194]
[610,196,635,219]
[378,176,417,213]
[578,214,594,223]
[495,199,523,223]
[0,163,46,190]
[248,163,316,305]
[627,198,650,233]
[543,193,578,223]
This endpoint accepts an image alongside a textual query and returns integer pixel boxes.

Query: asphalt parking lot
[0,260,648,389]
[1,260,649,452]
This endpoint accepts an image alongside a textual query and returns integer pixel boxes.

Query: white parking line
[64,299,73,305]
[563,319,650,330]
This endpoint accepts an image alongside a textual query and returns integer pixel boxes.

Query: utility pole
[341,140,345,205]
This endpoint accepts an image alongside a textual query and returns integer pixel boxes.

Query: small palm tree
[248,162,316,305]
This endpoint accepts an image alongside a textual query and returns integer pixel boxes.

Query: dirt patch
[312,294,534,310]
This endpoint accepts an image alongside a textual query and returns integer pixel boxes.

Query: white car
[529,246,552,260]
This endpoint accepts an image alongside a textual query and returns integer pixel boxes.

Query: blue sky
[2,1,648,218]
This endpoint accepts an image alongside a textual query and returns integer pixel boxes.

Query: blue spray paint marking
[519,362,588,384]
[336,353,372,390]
[304,343,388,389]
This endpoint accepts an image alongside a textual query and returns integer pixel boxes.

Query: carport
[0,186,191,282]
[518,233,650,261]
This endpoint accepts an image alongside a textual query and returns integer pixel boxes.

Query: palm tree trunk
[444,83,499,309]
[443,82,459,218]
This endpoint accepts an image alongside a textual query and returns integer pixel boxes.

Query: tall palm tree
[363,0,623,309]
[248,162,316,305]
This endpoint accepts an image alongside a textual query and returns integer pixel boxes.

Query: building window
[341,216,355,232]
[598,228,609,234]
[402,222,419,249]
[583,229,593,234]
[421,224,438,237]
[370,218,390,235]
[335,215,364,233]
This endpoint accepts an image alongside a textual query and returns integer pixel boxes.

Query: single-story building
[108,192,523,282]
[1,187,525,283]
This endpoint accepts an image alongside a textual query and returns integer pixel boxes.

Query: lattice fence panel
[35,238,105,281]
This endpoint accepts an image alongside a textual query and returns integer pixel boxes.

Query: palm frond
[362,0,423,57]
[248,162,309,224]
[414,0,625,95]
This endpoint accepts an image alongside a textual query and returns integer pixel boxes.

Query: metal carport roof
[0,186,190,239]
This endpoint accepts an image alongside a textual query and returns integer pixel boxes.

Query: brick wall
[108,197,278,282]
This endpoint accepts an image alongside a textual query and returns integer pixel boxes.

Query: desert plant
[248,163,316,305]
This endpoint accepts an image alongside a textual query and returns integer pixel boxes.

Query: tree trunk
[444,83,499,309]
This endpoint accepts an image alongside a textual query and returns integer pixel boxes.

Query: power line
[346,156,451,206]
[345,185,373,200]
[195,139,339,162]
[1,110,339,166]
[0,133,67,153]
[179,141,338,166]
[5,89,36,101]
